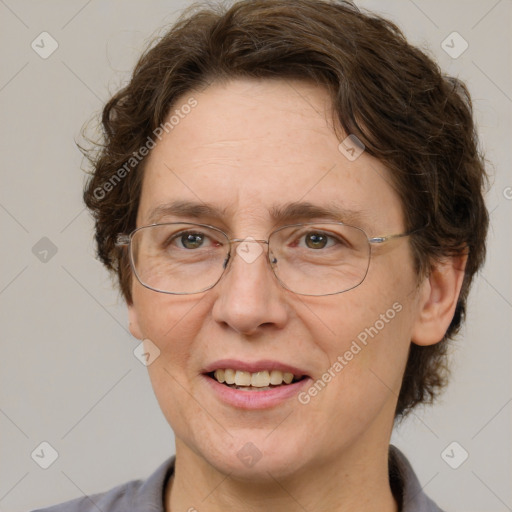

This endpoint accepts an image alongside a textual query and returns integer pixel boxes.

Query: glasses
[115,222,413,296]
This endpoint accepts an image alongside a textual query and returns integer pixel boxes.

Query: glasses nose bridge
[228,237,272,259]
[229,237,269,246]
[227,237,271,261]
[223,237,275,271]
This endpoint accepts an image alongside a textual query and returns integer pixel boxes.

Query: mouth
[206,369,307,391]
[201,359,311,408]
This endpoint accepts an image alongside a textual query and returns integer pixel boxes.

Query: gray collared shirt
[33,445,445,511]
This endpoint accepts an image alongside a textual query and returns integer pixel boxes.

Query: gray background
[0,1,510,511]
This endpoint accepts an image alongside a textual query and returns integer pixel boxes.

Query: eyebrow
[147,200,371,228]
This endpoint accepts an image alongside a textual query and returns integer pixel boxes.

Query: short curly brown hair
[82,0,489,418]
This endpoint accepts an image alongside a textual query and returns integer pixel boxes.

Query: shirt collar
[389,445,445,512]
[135,445,444,512]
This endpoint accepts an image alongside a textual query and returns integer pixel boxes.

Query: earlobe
[411,253,468,346]
[128,303,144,340]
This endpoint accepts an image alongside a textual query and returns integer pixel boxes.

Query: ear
[128,302,144,340]
[411,253,468,346]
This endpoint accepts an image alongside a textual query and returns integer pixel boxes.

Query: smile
[209,369,305,390]
[201,359,311,408]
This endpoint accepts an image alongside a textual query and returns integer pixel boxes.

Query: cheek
[350,257,418,373]
[319,291,411,375]
[131,288,212,430]
[293,294,413,445]
[132,285,203,342]
[130,287,211,385]
[303,253,418,404]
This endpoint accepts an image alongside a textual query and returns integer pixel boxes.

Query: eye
[168,230,219,250]
[298,231,340,250]
[179,232,206,249]
[303,232,331,249]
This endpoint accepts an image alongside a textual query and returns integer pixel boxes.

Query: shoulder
[31,457,175,512]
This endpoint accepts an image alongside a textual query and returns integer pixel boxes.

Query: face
[128,78,424,480]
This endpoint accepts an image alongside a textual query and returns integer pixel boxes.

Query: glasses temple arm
[368,227,423,245]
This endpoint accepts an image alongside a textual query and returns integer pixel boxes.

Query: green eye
[304,232,329,249]
[179,232,205,249]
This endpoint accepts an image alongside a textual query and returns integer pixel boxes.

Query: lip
[202,359,309,376]
[202,373,312,410]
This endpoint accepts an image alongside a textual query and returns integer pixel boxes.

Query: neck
[165,439,399,512]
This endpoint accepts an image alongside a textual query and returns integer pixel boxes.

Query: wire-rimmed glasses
[115,222,413,296]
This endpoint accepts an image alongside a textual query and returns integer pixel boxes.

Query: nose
[211,239,289,336]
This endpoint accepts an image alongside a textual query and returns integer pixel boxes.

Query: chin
[211,452,305,483]
[190,428,311,482]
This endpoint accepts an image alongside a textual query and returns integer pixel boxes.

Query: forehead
[138,78,404,233]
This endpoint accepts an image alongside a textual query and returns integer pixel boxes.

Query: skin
[128,78,466,512]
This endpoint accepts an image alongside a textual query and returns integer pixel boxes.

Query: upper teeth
[213,369,296,387]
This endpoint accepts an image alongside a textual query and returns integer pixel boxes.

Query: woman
[34,1,488,510]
